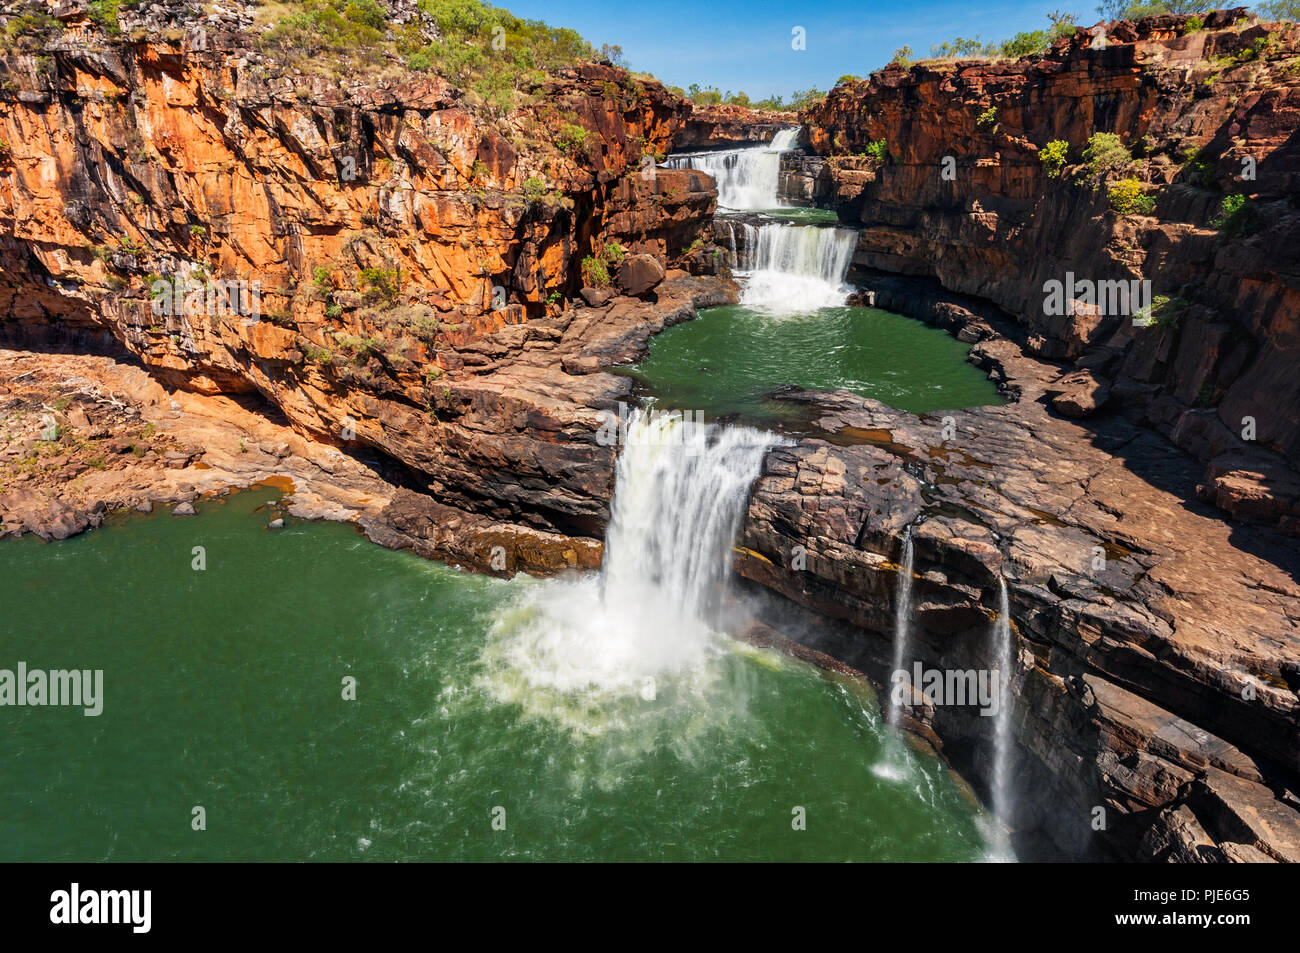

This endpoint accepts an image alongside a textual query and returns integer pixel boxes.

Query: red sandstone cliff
[801,10,1300,532]
[0,1,727,545]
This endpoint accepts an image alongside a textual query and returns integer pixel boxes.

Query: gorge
[2,1,1299,864]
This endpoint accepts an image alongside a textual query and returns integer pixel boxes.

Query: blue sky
[507,0,1105,100]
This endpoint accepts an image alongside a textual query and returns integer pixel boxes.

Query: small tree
[1040,139,1070,177]
[1080,132,1135,183]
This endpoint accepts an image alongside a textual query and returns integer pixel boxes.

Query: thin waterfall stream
[993,579,1014,828]
[889,528,915,728]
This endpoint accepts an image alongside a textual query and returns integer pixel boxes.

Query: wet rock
[171,502,196,517]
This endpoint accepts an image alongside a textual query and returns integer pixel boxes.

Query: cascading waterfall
[483,410,782,703]
[664,127,799,210]
[734,223,857,312]
[888,529,915,728]
[599,411,777,638]
[992,578,1014,828]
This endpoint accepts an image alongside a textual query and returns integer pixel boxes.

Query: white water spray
[482,410,782,708]
[733,222,857,312]
[888,529,914,728]
[665,127,799,210]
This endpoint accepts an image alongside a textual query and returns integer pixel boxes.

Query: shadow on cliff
[1049,397,1300,583]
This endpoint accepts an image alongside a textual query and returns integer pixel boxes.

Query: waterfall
[888,529,914,727]
[483,409,783,698]
[735,223,857,312]
[664,126,799,210]
[600,410,776,637]
[992,579,1014,828]
[768,127,799,151]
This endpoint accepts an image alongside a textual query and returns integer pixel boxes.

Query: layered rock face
[736,294,1300,861]
[802,11,1300,533]
[0,5,726,542]
[674,103,798,150]
[721,14,1300,858]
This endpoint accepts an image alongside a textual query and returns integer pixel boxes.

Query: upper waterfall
[664,126,800,210]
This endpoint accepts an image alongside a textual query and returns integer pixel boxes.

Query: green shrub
[891,45,914,68]
[1211,193,1260,235]
[977,106,998,127]
[1040,139,1069,177]
[407,50,433,71]
[999,30,1049,59]
[601,242,626,266]
[1079,132,1134,184]
[581,255,610,287]
[1108,178,1156,215]
[332,332,384,363]
[358,266,399,302]
[1184,15,1204,33]
[523,176,548,204]
[261,0,390,64]
[88,0,126,35]
[342,0,386,30]
[864,139,889,162]
[1135,295,1187,329]
[4,11,65,47]
[1182,147,1217,187]
[554,122,589,152]
[312,266,333,295]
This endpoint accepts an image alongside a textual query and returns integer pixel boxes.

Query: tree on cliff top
[1256,0,1299,20]
[1095,0,1216,18]
[259,0,600,115]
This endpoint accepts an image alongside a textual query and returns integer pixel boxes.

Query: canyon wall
[801,10,1300,533]
[731,11,1300,860]
[0,3,728,556]
[675,103,798,150]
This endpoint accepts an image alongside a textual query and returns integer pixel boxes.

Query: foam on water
[478,411,783,728]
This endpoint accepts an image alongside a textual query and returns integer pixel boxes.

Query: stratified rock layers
[749,13,1300,859]
[803,13,1300,532]
[0,27,725,540]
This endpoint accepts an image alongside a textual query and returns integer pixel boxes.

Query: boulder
[1050,370,1110,418]
[616,254,666,297]
[580,286,615,307]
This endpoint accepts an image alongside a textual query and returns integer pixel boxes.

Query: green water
[620,304,1004,428]
[753,207,841,223]
[0,487,990,861]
